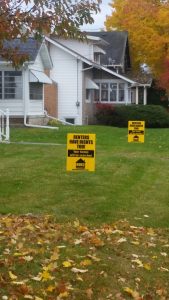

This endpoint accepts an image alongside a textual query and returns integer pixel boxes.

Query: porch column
[143,86,147,105]
[136,86,139,105]
[125,83,129,105]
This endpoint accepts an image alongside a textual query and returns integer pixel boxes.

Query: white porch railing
[0,109,10,142]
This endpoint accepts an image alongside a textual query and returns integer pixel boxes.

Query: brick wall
[44,70,58,117]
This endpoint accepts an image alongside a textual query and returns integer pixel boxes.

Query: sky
[81,0,113,31]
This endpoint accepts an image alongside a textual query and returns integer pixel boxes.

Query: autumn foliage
[0,0,100,65]
[158,59,169,93]
[105,0,169,90]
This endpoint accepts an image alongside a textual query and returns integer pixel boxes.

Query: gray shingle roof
[86,31,129,66]
[0,38,41,62]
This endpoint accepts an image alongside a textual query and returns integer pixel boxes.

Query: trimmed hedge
[95,104,169,128]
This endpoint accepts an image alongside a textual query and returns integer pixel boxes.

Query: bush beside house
[147,80,169,108]
[95,104,169,128]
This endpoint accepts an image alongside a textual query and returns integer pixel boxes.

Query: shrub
[95,104,169,128]
[48,119,62,126]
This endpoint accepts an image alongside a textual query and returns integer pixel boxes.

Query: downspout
[76,59,81,123]
[77,59,79,108]
[23,67,58,130]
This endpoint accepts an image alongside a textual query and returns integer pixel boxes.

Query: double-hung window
[101,83,108,102]
[119,83,125,102]
[110,83,117,102]
[0,71,22,100]
[29,82,43,100]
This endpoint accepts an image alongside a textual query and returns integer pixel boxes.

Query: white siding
[30,53,44,72]
[50,44,83,125]
[29,101,44,115]
[56,39,94,61]
[0,101,24,116]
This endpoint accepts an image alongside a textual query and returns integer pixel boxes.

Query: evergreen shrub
[95,104,169,128]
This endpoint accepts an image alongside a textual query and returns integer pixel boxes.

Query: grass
[0,125,169,299]
[0,125,169,227]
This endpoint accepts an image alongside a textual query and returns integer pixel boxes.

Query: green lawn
[0,125,169,228]
[0,126,169,299]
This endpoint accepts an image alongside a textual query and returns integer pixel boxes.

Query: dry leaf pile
[0,215,169,300]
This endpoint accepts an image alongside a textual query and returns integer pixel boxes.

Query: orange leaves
[89,235,105,247]
[0,0,101,65]
[105,0,169,84]
[80,259,92,267]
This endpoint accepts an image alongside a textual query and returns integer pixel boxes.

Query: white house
[45,32,152,125]
[0,38,52,125]
[0,32,152,126]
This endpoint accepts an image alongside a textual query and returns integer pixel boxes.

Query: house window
[94,83,100,102]
[65,118,75,124]
[94,81,125,103]
[101,83,108,102]
[0,71,22,100]
[94,53,100,64]
[119,83,125,102]
[86,89,93,103]
[29,82,43,100]
[86,89,92,103]
[110,83,117,102]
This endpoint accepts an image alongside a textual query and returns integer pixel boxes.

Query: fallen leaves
[123,287,141,299]
[62,261,72,268]
[80,259,92,266]
[71,267,88,273]
[9,271,18,281]
[0,215,169,299]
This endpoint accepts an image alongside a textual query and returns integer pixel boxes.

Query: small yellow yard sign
[128,121,145,143]
[67,133,96,171]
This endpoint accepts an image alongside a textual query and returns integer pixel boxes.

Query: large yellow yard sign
[128,121,145,143]
[67,133,96,171]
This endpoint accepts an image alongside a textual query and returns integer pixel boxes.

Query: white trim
[45,36,137,84]
[86,35,109,46]
[143,86,147,105]
[29,69,52,84]
[45,36,93,66]
[39,42,53,69]
[136,86,139,105]
[94,80,127,104]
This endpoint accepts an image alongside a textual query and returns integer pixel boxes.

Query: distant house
[45,31,152,125]
[0,38,52,125]
[87,31,152,105]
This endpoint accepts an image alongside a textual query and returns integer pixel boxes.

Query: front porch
[92,80,148,105]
